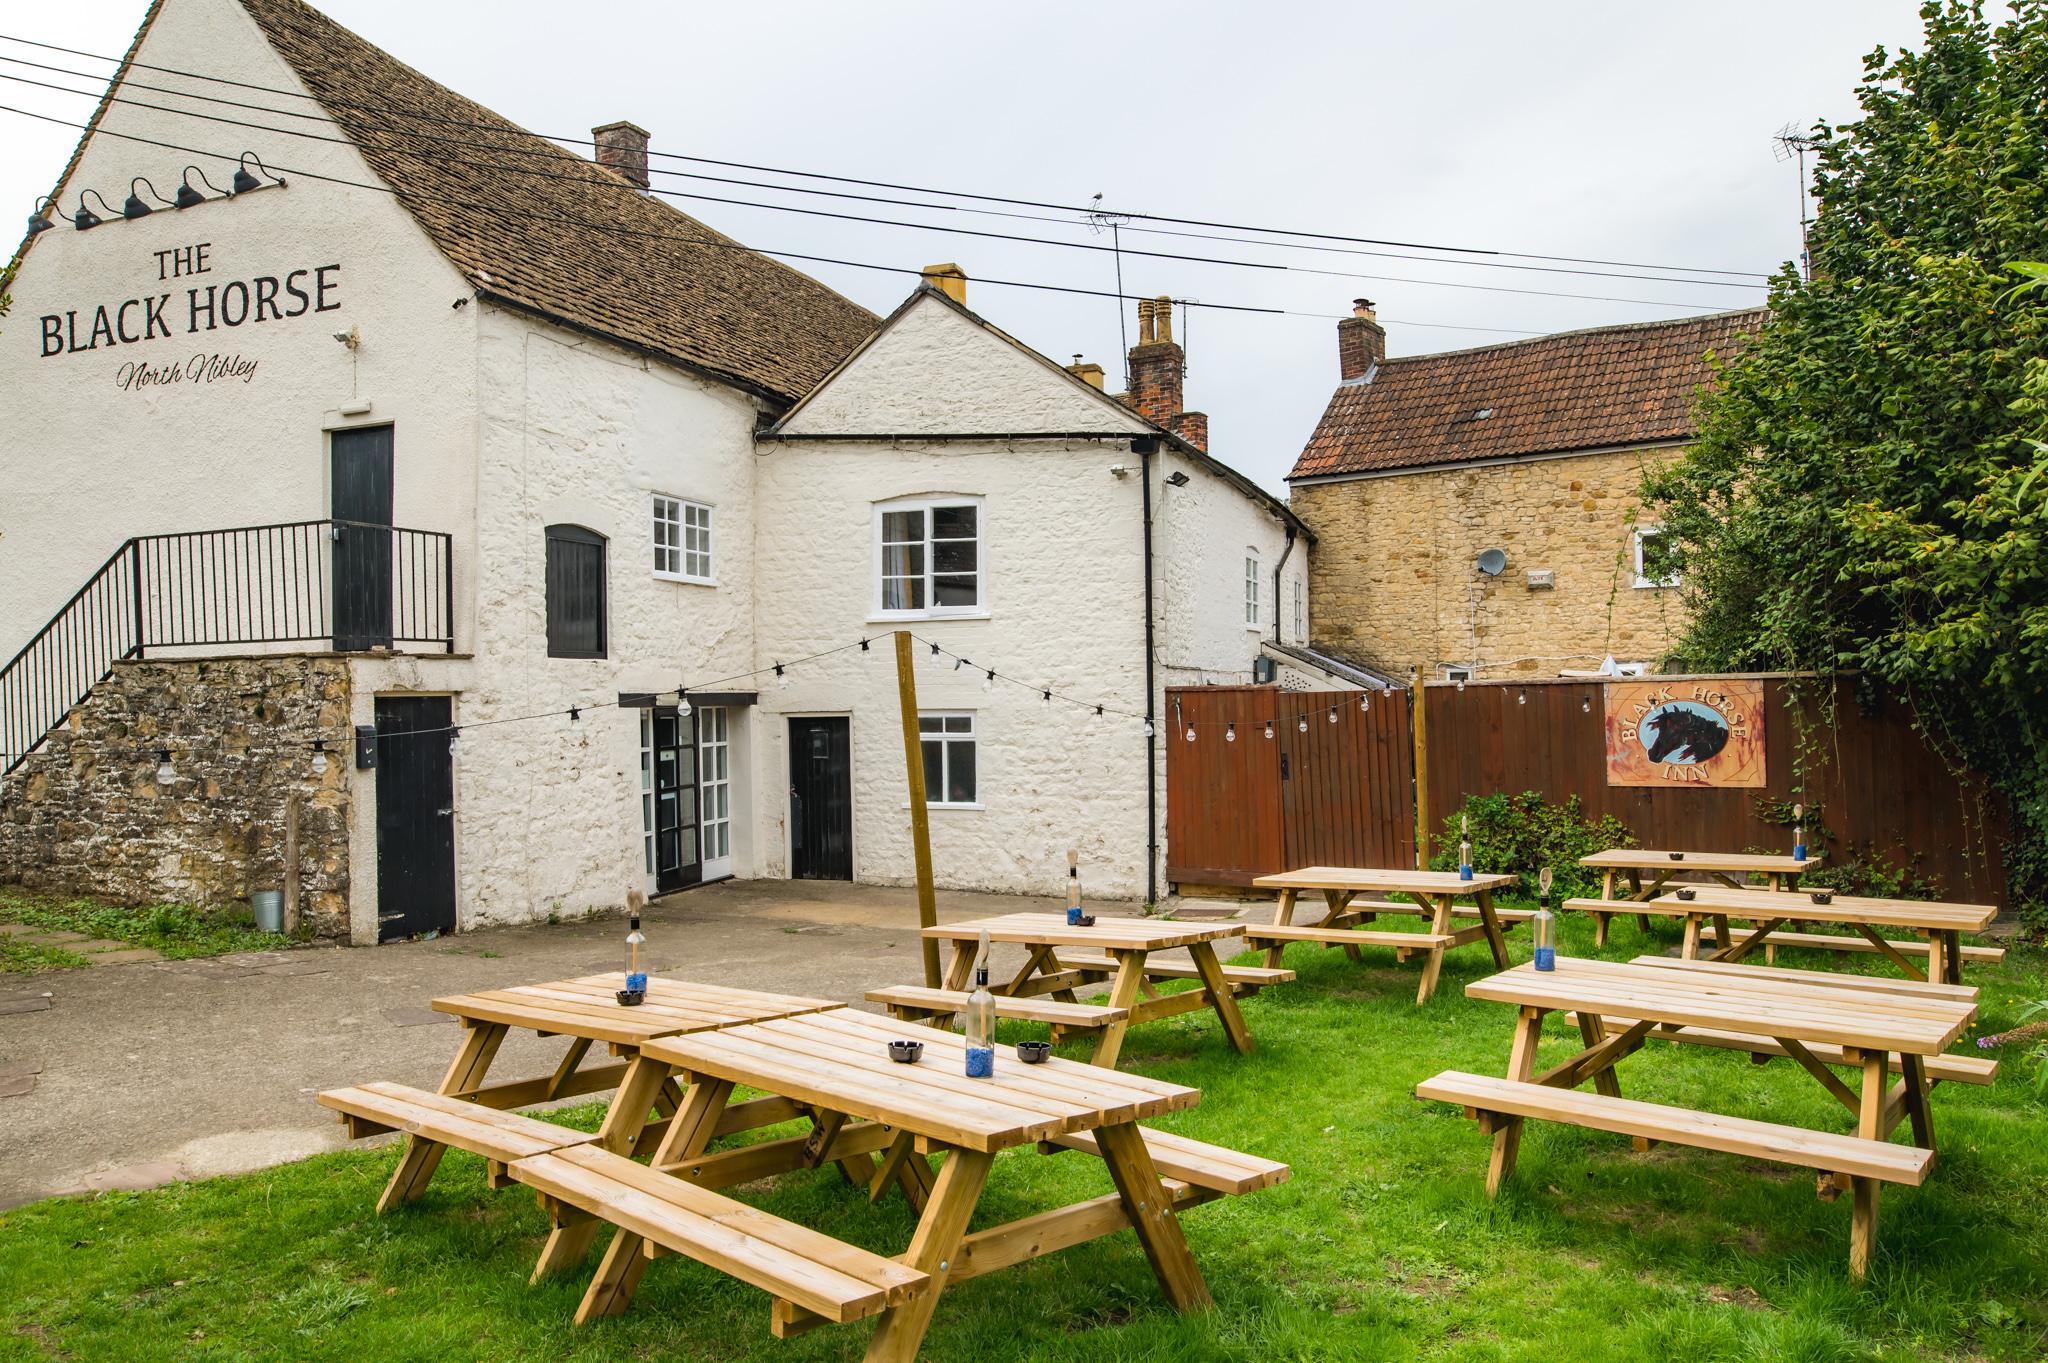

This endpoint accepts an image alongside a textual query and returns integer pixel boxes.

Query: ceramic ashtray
[1669,851,1686,861]
[615,988,646,1007]
[1810,890,1835,906]
[1076,914,1096,927]
[1675,888,1697,902]
[1016,1041,1051,1064]
[886,1040,924,1064]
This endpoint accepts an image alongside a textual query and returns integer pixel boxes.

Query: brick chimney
[1126,297,1209,450]
[921,262,967,305]
[1337,297,1385,381]
[593,121,651,190]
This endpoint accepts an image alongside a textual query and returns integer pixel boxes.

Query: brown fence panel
[1421,677,2006,905]
[1166,687,1412,888]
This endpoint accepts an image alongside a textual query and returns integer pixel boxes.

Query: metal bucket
[252,890,285,934]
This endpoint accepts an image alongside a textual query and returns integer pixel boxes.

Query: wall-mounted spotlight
[1164,470,1191,488]
[73,189,118,231]
[122,177,173,220]
[231,151,285,194]
[174,165,228,209]
[26,195,57,236]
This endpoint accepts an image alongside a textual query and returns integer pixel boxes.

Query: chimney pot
[1337,299,1386,381]
[592,120,651,191]
[1353,297,1376,319]
[921,262,968,305]
[1127,295,1186,426]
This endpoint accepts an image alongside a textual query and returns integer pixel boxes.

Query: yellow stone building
[1287,304,1766,680]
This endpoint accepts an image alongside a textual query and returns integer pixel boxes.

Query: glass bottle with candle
[1458,814,1473,881]
[1533,868,1557,971]
[1792,802,1807,862]
[1066,849,1083,925]
[964,929,995,1078]
[621,915,647,1004]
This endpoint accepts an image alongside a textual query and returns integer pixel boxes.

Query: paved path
[0,880,1218,1208]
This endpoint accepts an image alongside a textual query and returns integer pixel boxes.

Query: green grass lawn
[0,885,289,971]
[2,912,2044,1361]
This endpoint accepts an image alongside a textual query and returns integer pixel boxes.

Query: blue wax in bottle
[965,1045,995,1078]
[626,971,647,992]
[1533,945,1555,970]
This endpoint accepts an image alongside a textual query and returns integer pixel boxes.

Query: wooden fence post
[894,631,941,988]
[1411,667,1430,870]
[282,792,301,937]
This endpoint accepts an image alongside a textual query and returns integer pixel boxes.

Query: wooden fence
[1165,676,2006,904]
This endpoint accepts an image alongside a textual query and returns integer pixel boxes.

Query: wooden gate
[1165,687,1413,890]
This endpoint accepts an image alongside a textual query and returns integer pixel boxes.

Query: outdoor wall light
[231,151,285,194]
[1164,470,1191,488]
[175,165,228,209]
[123,177,173,220]
[27,195,59,235]
[73,189,118,231]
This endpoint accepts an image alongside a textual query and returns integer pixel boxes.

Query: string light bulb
[1225,722,1237,743]
[677,691,693,719]
[1184,723,1197,742]
[1042,689,1052,707]
[448,726,461,756]
[1581,695,1592,713]
[1264,720,1274,739]
[155,749,176,786]
[1455,677,1466,692]
[1360,692,1370,712]
[1327,705,1338,724]
[1518,688,1528,706]
[568,706,580,722]
[1143,720,1155,738]
[983,669,995,693]
[954,655,967,671]
[1094,705,1104,717]
[310,740,329,776]
[860,637,872,660]
[1298,715,1308,733]
[774,664,788,689]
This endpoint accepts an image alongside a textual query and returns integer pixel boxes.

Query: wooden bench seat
[511,1143,929,1326]
[1697,928,2004,964]
[1417,1071,1931,1185]
[1242,923,1454,951]
[1042,1126,1291,1196]
[862,985,1126,1030]
[1317,899,1536,925]
[1052,953,1295,990]
[1572,1019,2000,1086]
[318,1080,596,1163]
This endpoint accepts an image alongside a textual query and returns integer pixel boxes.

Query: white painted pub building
[0,0,1312,941]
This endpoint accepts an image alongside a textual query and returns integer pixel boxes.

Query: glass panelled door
[652,708,701,893]
[698,707,732,881]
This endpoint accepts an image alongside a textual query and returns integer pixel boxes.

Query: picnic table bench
[917,913,1282,1067]
[1575,848,1820,945]
[513,1006,1287,1360]
[1246,867,1520,1004]
[1564,885,2000,983]
[1418,956,1978,1276]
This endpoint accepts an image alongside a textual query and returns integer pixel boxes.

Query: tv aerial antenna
[1085,192,1135,385]
[1773,122,1823,280]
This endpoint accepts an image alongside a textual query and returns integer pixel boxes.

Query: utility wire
[0,28,1774,281]
[0,68,1752,310]
[0,101,1551,334]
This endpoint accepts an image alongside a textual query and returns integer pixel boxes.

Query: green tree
[1643,1,2048,917]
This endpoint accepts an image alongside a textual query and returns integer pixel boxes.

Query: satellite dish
[1475,548,1507,577]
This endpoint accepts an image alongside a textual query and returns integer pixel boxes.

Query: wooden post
[282,792,301,937]
[1411,666,1430,870]
[895,631,941,988]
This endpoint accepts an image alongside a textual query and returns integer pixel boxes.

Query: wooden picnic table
[1585,885,2000,984]
[1419,955,1978,1276]
[522,1007,1288,1359]
[411,974,840,1278]
[1576,848,1821,946]
[1246,866,1521,1004]
[921,913,1280,1068]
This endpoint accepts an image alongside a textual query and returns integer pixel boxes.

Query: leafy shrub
[1426,792,1635,900]
[1749,798,1936,900]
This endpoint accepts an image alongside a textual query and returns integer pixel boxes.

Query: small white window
[1611,661,1651,677]
[1443,665,1474,682]
[1633,527,1677,589]
[875,498,983,617]
[1292,577,1305,643]
[918,712,978,806]
[1244,551,1260,628]
[653,495,714,583]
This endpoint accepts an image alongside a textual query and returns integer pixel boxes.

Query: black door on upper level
[652,708,701,894]
[788,716,851,881]
[331,425,393,651]
[375,694,456,941]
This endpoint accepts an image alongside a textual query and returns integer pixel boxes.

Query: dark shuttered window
[545,524,608,658]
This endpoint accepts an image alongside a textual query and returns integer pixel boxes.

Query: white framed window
[1244,551,1260,629]
[697,706,731,874]
[1632,527,1678,589]
[874,497,983,618]
[1442,665,1474,682]
[653,494,714,583]
[1292,577,1305,643]
[918,712,978,807]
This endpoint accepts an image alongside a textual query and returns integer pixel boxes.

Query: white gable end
[778,292,1151,436]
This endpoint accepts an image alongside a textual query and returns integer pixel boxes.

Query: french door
[698,707,732,881]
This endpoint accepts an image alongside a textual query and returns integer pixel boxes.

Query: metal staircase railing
[1,519,453,776]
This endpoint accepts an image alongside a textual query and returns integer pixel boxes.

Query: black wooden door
[375,694,456,941]
[331,425,393,651]
[653,708,701,893]
[788,717,851,880]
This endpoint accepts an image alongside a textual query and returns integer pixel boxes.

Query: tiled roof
[237,0,876,403]
[1287,309,1766,480]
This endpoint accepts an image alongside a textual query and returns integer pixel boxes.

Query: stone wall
[0,655,351,935]
[1293,446,1690,678]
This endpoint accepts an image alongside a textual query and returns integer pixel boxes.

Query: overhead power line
[0,66,1755,311]
[0,27,1775,283]
[0,101,1553,336]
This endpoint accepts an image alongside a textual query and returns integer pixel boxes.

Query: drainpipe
[1272,525,1296,646]
[1138,436,1160,907]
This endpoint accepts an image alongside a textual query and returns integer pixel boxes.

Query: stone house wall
[0,655,351,935]
[1294,446,1690,678]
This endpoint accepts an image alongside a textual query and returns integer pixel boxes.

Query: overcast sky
[1,1,1969,491]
